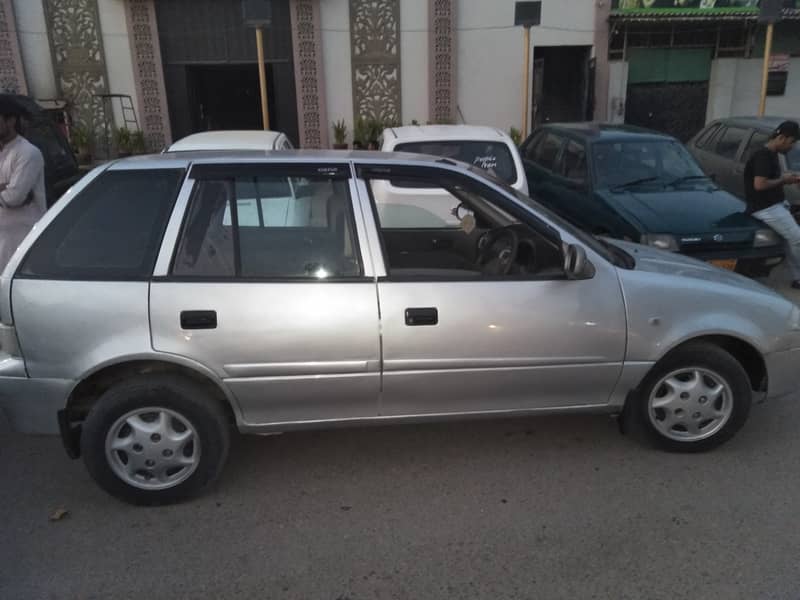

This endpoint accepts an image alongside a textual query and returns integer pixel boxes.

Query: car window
[526,132,563,172]
[19,169,183,279]
[788,146,800,171]
[393,140,517,185]
[742,131,770,163]
[281,139,293,150]
[694,124,720,150]
[172,172,361,279]
[559,140,588,183]
[366,170,563,279]
[714,126,748,160]
[592,140,704,189]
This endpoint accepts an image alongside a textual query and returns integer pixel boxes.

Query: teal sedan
[519,123,784,276]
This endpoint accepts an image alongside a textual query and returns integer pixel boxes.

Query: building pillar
[594,0,612,121]
[428,0,456,124]
[350,0,401,124]
[0,0,26,94]
[124,0,172,150]
[290,0,328,148]
[42,0,111,150]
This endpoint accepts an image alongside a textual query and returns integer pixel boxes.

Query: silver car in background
[1,150,799,505]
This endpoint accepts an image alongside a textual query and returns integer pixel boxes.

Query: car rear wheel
[81,374,230,505]
[628,343,752,452]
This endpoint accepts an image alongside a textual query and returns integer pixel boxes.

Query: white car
[167,130,293,152]
[375,125,528,228]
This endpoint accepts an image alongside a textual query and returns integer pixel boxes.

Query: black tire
[80,374,231,505]
[626,342,752,453]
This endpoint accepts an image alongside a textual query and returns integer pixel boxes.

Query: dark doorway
[187,64,280,132]
[156,0,298,144]
[532,46,593,127]
[625,82,709,142]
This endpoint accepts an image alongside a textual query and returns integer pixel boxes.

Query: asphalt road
[1,266,800,600]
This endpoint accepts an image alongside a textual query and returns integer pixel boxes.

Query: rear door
[149,162,381,428]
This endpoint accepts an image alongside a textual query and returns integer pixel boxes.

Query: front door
[359,164,627,417]
[150,163,380,427]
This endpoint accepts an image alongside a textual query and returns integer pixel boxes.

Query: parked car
[376,125,527,227]
[687,116,800,207]
[4,94,84,207]
[1,150,799,504]
[166,129,294,152]
[520,123,784,276]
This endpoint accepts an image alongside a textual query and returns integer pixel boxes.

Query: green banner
[612,1,798,11]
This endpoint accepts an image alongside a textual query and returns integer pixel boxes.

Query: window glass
[560,141,588,183]
[526,133,562,172]
[173,174,360,279]
[742,131,770,163]
[20,169,183,279]
[368,173,562,279]
[694,124,720,150]
[394,140,517,185]
[714,127,748,160]
[787,146,800,171]
[592,141,704,189]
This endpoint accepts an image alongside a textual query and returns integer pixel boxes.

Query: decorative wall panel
[0,0,26,94]
[290,0,327,148]
[429,0,455,124]
[350,0,401,124]
[125,0,172,150]
[43,0,111,148]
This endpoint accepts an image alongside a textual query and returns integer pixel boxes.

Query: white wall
[707,58,800,122]
[321,0,353,143]
[400,0,428,124]
[12,0,56,99]
[607,60,628,124]
[456,0,597,132]
[97,0,138,130]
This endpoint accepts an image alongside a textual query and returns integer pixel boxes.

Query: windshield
[467,165,629,267]
[396,140,517,184]
[788,145,800,171]
[592,140,705,189]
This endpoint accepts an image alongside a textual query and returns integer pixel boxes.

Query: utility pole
[514,2,542,139]
[758,0,782,116]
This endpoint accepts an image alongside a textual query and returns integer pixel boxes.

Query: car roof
[167,130,285,151]
[534,122,676,143]
[384,125,509,143]
[709,116,795,132]
[107,149,457,170]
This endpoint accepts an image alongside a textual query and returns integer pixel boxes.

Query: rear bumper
[765,347,800,400]
[0,374,72,434]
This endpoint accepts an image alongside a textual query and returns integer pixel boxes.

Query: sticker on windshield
[473,155,498,171]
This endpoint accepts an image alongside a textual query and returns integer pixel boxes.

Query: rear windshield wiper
[667,174,711,187]
[610,176,660,192]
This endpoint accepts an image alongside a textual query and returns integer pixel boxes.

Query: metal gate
[625,82,709,142]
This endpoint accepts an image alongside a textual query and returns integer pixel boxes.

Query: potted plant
[113,126,133,157]
[353,116,368,150]
[332,119,348,149]
[71,126,92,165]
[130,130,147,154]
[508,126,522,146]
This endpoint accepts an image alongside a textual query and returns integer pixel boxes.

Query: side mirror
[563,244,595,280]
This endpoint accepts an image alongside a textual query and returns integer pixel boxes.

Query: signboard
[514,1,542,27]
[242,0,272,27]
[612,0,798,12]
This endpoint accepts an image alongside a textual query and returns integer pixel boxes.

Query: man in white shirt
[0,96,46,271]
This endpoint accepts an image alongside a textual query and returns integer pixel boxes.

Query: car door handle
[405,307,438,326]
[180,310,217,330]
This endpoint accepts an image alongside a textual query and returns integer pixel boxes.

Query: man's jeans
[753,202,800,280]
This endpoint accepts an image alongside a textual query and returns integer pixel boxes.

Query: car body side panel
[12,280,154,379]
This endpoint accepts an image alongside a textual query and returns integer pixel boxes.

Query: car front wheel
[628,342,752,452]
[80,374,231,505]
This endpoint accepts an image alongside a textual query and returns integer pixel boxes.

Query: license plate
[709,259,738,271]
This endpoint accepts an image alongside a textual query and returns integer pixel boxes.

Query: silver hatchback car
[1,151,799,505]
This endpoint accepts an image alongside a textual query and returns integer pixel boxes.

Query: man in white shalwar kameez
[0,96,46,272]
